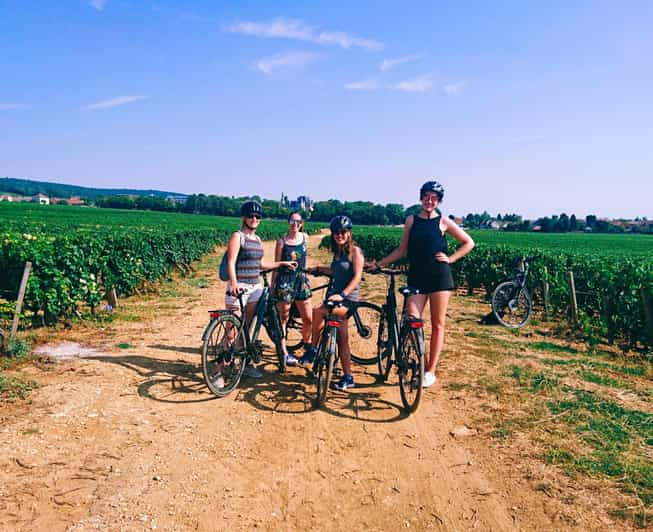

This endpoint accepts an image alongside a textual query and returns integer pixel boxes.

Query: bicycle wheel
[491,281,532,329]
[349,301,384,366]
[201,315,247,397]
[315,328,336,407]
[398,328,424,413]
[285,304,305,353]
[265,305,287,373]
[376,314,392,381]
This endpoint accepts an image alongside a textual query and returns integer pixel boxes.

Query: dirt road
[0,236,620,531]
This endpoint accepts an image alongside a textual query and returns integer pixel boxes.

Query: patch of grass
[610,508,652,529]
[116,343,133,349]
[20,427,41,436]
[530,371,560,392]
[112,312,140,322]
[187,277,209,289]
[578,370,629,389]
[0,373,39,401]
[464,331,491,339]
[445,382,471,391]
[478,376,503,395]
[531,341,578,354]
[5,338,30,358]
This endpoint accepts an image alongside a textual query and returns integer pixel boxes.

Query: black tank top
[407,215,448,270]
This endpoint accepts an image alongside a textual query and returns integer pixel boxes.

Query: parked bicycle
[368,267,425,413]
[201,268,286,397]
[490,256,534,329]
[310,299,346,407]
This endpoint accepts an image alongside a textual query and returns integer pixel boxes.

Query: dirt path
[0,236,621,531]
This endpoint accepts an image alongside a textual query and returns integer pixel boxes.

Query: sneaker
[243,365,263,379]
[422,371,436,388]
[298,346,317,368]
[285,354,299,366]
[334,374,355,391]
[214,374,225,389]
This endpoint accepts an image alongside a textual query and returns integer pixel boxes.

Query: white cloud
[226,18,383,51]
[0,103,30,110]
[89,0,107,11]
[344,80,380,90]
[85,95,147,110]
[394,76,434,93]
[443,81,466,95]
[255,52,320,74]
[380,54,422,72]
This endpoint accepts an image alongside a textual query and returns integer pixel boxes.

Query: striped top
[236,231,264,284]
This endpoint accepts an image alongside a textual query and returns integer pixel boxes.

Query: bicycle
[310,299,345,407]
[284,270,384,361]
[490,256,534,329]
[201,268,286,397]
[367,268,425,414]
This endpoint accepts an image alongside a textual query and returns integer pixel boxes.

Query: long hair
[330,229,357,262]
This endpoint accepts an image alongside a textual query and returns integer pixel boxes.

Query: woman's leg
[310,304,327,347]
[295,299,313,345]
[426,291,452,373]
[406,294,427,320]
[276,300,291,355]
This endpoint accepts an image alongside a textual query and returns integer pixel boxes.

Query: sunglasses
[288,220,302,225]
[333,230,349,237]
[246,214,262,220]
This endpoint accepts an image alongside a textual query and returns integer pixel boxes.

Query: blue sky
[1,1,652,219]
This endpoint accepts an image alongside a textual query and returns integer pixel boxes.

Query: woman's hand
[364,260,380,272]
[227,286,244,297]
[328,293,344,302]
[435,252,450,264]
[282,261,298,270]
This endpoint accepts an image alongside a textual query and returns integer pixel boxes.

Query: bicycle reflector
[209,311,223,319]
[327,318,342,327]
[408,320,424,329]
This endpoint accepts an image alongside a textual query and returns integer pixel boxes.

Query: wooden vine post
[567,270,578,325]
[641,287,653,347]
[542,266,550,320]
[10,261,32,341]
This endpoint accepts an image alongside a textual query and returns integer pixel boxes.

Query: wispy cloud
[226,18,383,51]
[255,52,320,74]
[344,80,380,91]
[89,0,107,11]
[443,81,467,95]
[84,95,147,110]
[393,76,434,93]
[380,54,423,72]
[0,103,31,110]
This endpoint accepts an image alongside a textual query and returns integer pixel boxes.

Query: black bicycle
[201,268,286,397]
[368,268,425,414]
[311,299,345,407]
[491,256,534,329]
[284,270,384,361]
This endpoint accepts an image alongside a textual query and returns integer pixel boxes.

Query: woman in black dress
[368,181,474,388]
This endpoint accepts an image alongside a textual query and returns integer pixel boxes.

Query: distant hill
[0,177,186,200]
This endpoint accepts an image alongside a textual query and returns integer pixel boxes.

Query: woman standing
[273,211,313,366]
[225,200,297,378]
[299,215,364,391]
[368,181,474,387]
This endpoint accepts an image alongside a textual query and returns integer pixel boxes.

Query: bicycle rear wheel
[376,314,392,382]
[398,328,424,414]
[349,301,384,366]
[491,281,532,329]
[265,306,287,373]
[315,329,336,408]
[201,315,247,397]
[285,304,305,353]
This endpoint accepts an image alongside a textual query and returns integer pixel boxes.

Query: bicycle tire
[285,304,305,353]
[315,328,336,407]
[398,328,425,414]
[376,314,391,381]
[349,301,384,366]
[201,315,247,397]
[265,305,287,373]
[491,281,532,329]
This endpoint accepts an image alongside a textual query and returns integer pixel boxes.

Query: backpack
[218,231,246,282]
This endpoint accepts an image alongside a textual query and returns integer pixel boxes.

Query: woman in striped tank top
[224,201,298,378]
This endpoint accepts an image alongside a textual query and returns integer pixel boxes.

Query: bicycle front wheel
[349,301,384,366]
[315,329,336,408]
[265,306,287,373]
[491,282,532,329]
[285,304,305,353]
[398,328,425,414]
[202,315,247,397]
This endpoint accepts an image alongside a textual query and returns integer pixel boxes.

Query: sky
[1,0,652,220]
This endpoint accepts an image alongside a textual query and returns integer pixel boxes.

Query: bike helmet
[240,200,263,217]
[420,180,444,200]
[329,215,353,232]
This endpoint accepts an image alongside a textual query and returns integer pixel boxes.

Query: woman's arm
[372,215,413,268]
[272,238,284,284]
[438,217,474,264]
[226,232,242,292]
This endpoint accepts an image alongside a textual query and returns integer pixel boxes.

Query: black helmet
[420,180,444,200]
[329,215,353,232]
[240,200,263,217]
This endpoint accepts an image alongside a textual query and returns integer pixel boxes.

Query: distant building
[165,195,187,205]
[280,192,314,212]
[32,193,50,205]
[0,194,14,202]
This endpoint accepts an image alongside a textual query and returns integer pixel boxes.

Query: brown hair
[330,229,357,262]
[288,211,304,232]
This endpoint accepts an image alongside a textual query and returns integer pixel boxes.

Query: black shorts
[407,262,455,294]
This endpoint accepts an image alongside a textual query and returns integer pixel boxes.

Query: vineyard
[322,227,653,352]
[0,203,322,325]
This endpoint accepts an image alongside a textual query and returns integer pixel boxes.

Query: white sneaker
[216,375,225,389]
[422,372,436,388]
